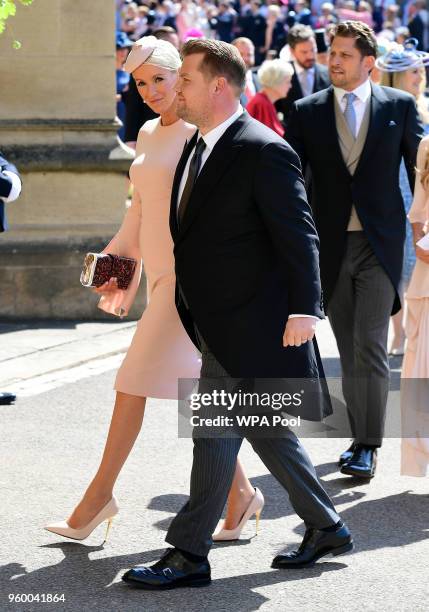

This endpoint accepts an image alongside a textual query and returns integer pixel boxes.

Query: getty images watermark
[188,389,303,429]
[178,378,335,438]
[178,377,429,440]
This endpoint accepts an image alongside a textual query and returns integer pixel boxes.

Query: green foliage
[0,0,34,47]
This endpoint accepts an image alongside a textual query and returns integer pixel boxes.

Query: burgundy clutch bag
[80,253,137,290]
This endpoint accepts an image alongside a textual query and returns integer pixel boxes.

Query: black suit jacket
[275,62,330,127]
[286,84,424,314]
[169,112,326,382]
[408,13,428,51]
[0,152,20,233]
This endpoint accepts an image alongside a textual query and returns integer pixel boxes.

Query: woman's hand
[415,245,429,264]
[92,277,119,295]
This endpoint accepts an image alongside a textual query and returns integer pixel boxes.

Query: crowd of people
[116,0,429,60]
[43,16,429,590]
[2,4,429,594]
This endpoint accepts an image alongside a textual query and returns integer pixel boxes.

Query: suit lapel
[354,83,390,177]
[291,66,304,98]
[175,114,249,244]
[169,131,198,242]
[317,87,350,176]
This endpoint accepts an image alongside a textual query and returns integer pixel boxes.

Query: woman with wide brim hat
[375,39,429,356]
[378,40,429,476]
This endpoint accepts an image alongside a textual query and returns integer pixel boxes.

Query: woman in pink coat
[45,36,263,542]
[401,135,429,477]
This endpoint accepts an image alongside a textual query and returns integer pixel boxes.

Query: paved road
[0,320,427,611]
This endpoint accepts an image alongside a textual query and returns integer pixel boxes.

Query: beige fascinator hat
[123,35,181,74]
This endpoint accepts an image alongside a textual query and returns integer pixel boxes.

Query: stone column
[0,0,145,319]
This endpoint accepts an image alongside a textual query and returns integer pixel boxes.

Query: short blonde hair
[258,59,293,89]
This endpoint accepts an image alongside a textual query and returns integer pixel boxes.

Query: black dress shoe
[0,392,16,405]
[340,445,377,478]
[271,523,353,569]
[122,548,211,590]
[338,442,356,466]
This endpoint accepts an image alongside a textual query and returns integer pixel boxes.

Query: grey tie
[343,92,357,139]
[178,137,206,225]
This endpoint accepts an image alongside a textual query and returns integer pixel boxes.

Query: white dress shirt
[244,69,256,99]
[333,79,372,138]
[294,62,315,98]
[177,106,317,321]
[1,170,21,203]
[177,105,243,205]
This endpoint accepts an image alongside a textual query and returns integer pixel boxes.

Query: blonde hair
[258,59,294,89]
[380,67,429,124]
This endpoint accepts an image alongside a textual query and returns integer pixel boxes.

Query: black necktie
[178,137,206,225]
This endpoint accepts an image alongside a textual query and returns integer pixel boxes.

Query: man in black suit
[232,36,260,107]
[237,0,267,65]
[0,152,22,405]
[287,21,424,478]
[408,0,429,51]
[122,38,352,591]
[276,24,330,126]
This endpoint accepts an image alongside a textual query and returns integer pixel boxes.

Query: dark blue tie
[178,137,206,225]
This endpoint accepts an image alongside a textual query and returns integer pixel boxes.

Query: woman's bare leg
[222,457,256,530]
[67,392,146,529]
[390,309,406,353]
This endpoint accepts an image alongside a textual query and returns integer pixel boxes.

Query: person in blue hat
[377,38,429,355]
[0,152,21,405]
[116,31,133,141]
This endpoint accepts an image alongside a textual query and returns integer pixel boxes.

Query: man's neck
[338,77,370,92]
[199,105,240,135]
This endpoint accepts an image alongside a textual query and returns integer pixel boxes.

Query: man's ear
[213,76,228,95]
[363,55,376,73]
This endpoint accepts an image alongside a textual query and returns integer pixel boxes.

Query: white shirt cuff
[288,314,320,320]
[2,171,22,203]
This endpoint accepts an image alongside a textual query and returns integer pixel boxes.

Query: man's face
[176,53,214,128]
[164,32,180,50]
[234,40,255,69]
[292,39,316,69]
[329,36,374,90]
[116,48,129,66]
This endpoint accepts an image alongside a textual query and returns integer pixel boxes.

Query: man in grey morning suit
[122,39,353,591]
[286,21,424,478]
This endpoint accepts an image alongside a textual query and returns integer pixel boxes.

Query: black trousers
[166,338,339,556]
[327,232,396,447]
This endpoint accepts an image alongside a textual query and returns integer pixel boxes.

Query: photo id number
[8,593,66,603]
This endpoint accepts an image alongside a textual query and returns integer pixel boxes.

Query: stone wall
[0,0,146,320]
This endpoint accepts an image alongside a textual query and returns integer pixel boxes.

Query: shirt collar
[293,61,315,75]
[199,106,244,153]
[333,79,371,105]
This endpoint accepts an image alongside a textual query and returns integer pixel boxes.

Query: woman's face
[276,76,292,99]
[133,63,178,114]
[401,67,424,98]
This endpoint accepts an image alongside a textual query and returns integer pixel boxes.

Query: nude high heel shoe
[44,497,119,542]
[212,488,264,541]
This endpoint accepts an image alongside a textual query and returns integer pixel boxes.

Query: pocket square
[388,120,397,127]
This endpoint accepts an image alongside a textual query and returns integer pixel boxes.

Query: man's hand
[283,317,317,347]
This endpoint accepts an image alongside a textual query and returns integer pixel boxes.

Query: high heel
[44,497,119,542]
[212,488,264,541]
